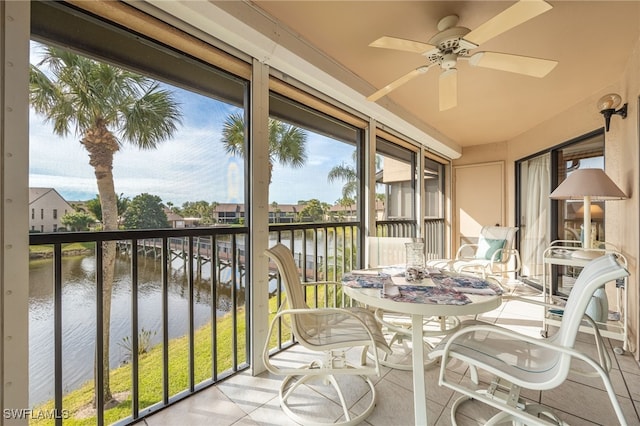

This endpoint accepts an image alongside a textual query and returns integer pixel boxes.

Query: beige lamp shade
[550,168,626,253]
[550,168,627,200]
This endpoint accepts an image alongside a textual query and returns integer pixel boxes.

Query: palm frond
[221,111,247,157]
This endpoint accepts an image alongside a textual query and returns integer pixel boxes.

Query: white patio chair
[367,236,415,268]
[263,243,391,426]
[450,225,521,278]
[429,254,629,425]
[367,236,460,370]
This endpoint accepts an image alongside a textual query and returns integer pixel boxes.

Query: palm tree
[328,162,358,199]
[221,111,307,183]
[328,151,382,200]
[29,44,181,406]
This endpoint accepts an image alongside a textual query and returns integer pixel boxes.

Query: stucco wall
[617,35,640,359]
[454,35,640,360]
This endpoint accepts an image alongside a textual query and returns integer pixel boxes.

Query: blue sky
[28,43,355,206]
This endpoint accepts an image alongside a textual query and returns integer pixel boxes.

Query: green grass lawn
[29,290,299,425]
[28,272,341,425]
[29,242,95,256]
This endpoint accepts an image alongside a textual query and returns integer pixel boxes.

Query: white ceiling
[229,1,640,148]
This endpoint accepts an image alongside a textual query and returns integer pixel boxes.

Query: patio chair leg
[278,361,379,426]
[449,377,568,426]
[326,374,352,421]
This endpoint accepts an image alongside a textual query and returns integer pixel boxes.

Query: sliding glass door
[517,131,604,286]
[518,153,551,280]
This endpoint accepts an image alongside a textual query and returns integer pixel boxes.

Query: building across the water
[29,187,75,233]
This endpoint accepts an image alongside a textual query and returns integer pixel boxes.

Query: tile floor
[141,283,640,425]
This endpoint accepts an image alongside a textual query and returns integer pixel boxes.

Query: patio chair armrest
[486,248,521,276]
[432,322,626,426]
[488,247,515,263]
[500,295,556,308]
[299,280,349,307]
[262,306,384,376]
[579,313,612,372]
[439,323,555,354]
[301,280,342,287]
[455,243,479,260]
[500,298,610,371]
[275,306,361,317]
[435,323,607,375]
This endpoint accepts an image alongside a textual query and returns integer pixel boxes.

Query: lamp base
[571,250,604,260]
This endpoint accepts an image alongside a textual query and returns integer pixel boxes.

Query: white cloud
[28,47,353,207]
[30,109,355,206]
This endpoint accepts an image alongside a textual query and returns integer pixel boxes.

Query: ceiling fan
[367,0,558,111]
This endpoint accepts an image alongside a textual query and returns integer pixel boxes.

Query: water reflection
[28,252,245,406]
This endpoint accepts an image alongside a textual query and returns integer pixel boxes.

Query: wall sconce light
[597,93,627,132]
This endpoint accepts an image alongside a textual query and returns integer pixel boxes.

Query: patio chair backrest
[368,236,423,268]
[266,243,309,310]
[537,254,628,384]
[430,254,630,426]
[266,243,390,352]
[477,226,518,263]
[433,253,628,392]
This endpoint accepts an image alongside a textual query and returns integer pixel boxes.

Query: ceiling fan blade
[369,36,434,54]
[439,69,457,111]
[469,51,557,77]
[367,66,430,102]
[465,0,552,46]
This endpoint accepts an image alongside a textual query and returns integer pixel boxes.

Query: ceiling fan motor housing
[426,26,477,69]
[366,1,557,109]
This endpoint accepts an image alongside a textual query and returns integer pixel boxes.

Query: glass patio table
[341,268,504,426]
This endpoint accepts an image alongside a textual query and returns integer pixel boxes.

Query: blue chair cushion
[476,237,506,260]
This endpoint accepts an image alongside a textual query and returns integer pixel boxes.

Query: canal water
[28,253,244,407]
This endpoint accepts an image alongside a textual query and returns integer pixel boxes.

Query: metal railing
[374,218,446,260]
[266,222,359,352]
[28,222,364,425]
[375,219,416,237]
[264,219,446,353]
[424,218,446,260]
[28,218,444,425]
[29,227,249,426]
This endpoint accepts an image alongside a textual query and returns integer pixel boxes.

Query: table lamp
[550,168,626,259]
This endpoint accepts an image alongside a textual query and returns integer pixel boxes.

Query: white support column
[365,119,376,235]
[416,147,424,239]
[248,59,270,374]
[363,119,376,265]
[1,1,31,424]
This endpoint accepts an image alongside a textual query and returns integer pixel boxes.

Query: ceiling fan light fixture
[597,93,627,132]
[441,53,458,70]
